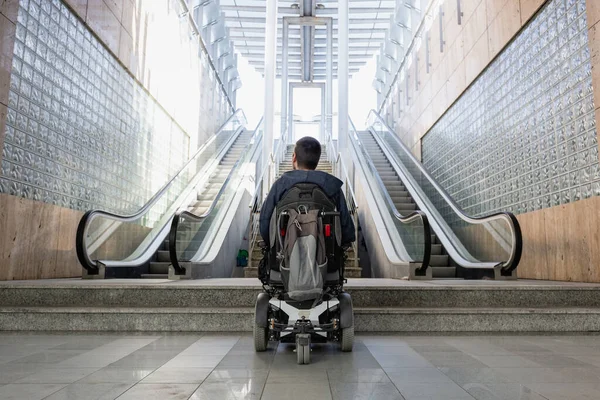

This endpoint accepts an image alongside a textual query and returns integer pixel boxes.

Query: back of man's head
[294,137,321,170]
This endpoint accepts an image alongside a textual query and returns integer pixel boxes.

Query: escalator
[76,110,251,279]
[168,119,265,279]
[359,131,455,278]
[349,111,522,280]
[145,132,251,278]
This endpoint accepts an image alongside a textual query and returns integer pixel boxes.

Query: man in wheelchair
[253,137,356,364]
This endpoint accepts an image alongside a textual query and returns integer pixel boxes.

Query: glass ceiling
[220,0,395,80]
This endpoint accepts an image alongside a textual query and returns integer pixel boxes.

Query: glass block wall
[0,0,230,214]
[422,0,599,217]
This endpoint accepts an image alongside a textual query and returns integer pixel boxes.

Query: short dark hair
[294,137,321,170]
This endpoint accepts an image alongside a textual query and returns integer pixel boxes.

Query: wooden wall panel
[515,210,550,280]
[0,194,83,280]
[515,197,600,282]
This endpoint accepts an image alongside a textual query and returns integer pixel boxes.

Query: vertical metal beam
[326,19,333,141]
[281,19,289,141]
[321,85,325,140]
[288,84,294,143]
[338,0,349,150]
[263,0,278,185]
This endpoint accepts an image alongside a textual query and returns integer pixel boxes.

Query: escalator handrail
[248,123,286,211]
[169,119,264,274]
[76,109,247,272]
[367,109,522,272]
[349,118,431,272]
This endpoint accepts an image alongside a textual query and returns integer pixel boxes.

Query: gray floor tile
[366,345,421,356]
[56,354,129,368]
[473,355,542,368]
[421,352,488,368]
[385,367,454,384]
[463,383,549,400]
[260,382,332,400]
[162,355,226,368]
[108,353,176,368]
[360,337,411,346]
[44,383,135,400]
[437,367,512,385]
[527,382,600,400]
[394,382,475,400]
[567,355,600,367]
[179,344,235,356]
[0,383,67,400]
[117,383,199,400]
[326,368,391,383]
[521,354,593,368]
[78,367,155,383]
[0,363,47,384]
[205,369,269,382]
[217,353,275,369]
[371,353,433,368]
[330,382,405,400]
[142,367,212,384]
[11,350,85,364]
[548,367,600,383]
[491,368,564,384]
[267,367,329,383]
[190,379,266,400]
[14,368,99,384]
[0,356,21,364]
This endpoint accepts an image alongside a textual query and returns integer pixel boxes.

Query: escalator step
[390,196,411,203]
[431,244,443,255]
[430,255,449,266]
[149,262,170,274]
[395,203,416,211]
[390,191,410,198]
[431,266,457,278]
[157,251,170,262]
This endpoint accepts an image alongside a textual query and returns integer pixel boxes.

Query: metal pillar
[281,19,289,143]
[263,0,277,187]
[326,19,333,141]
[338,0,349,151]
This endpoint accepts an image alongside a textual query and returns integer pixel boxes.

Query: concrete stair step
[344,267,362,278]
[6,280,600,310]
[3,306,600,332]
[141,274,169,279]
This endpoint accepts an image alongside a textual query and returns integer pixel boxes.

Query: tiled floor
[1,333,600,399]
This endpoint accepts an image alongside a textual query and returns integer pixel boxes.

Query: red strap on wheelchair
[325,224,331,237]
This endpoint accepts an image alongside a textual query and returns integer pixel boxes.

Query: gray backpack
[278,208,328,301]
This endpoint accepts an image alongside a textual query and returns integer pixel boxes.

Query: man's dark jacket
[259,170,356,246]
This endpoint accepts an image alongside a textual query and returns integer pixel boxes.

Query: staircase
[245,145,361,279]
[4,279,600,332]
[143,132,251,279]
[359,131,456,279]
